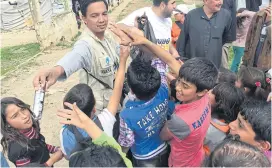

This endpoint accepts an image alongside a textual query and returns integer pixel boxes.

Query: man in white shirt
[118,0,179,57]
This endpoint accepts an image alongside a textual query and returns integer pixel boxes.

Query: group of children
[1,25,271,167]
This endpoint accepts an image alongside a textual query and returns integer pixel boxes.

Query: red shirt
[167,94,211,167]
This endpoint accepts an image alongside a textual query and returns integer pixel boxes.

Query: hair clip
[255,81,261,87]
[266,77,271,84]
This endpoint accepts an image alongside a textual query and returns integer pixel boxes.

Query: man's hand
[33,66,64,91]
[109,23,132,46]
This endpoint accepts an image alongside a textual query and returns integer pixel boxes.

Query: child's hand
[51,150,63,163]
[57,102,91,130]
[109,23,132,46]
[120,45,130,62]
[267,92,272,102]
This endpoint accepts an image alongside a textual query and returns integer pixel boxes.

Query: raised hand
[109,23,132,46]
[57,102,91,129]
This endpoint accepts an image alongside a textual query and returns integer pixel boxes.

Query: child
[231,8,255,73]
[205,83,245,154]
[237,66,270,100]
[118,55,174,167]
[229,99,271,160]
[118,27,218,167]
[205,139,271,167]
[1,97,63,167]
[217,67,237,85]
[57,103,132,167]
[60,45,130,159]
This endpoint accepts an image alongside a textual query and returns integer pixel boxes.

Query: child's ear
[197,89,208,97]
[259,140,271,152]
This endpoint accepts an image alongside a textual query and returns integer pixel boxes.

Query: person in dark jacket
[221,0,237,69]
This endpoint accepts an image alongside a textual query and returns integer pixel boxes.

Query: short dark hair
[63,84,95,116]
[179,58,218,92]
[217,67,237,85]
[153,0,169,6]
[212,83,245,123]
[240,99,271,144]
[127,56,161,100]
[80,0,108,17]
[69,142,126,167]
[206,138,270,167]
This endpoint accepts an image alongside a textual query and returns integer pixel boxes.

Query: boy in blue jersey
[118,55,175,167]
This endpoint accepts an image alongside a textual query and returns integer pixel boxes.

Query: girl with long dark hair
[1,97,63,167]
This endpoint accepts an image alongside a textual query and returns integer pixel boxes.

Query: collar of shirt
[125,96,156,109]
[19,127,39,139]
[200,7,218,20]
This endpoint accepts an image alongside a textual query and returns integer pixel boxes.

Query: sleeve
[223,11,233,44]
[97,108,117,137]
[118,117,135,148]
[59,128,67,157]
[176,13,190,60]
[242,13,257,66]
[56,40,92,80]
[92,133,133,167]
[167,114,191,141]
[151,58,167,85]
[46,144,59,154]
[1,152,9,167]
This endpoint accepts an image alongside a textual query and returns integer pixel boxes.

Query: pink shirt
[167,94,211,167]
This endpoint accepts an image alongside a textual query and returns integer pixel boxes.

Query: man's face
[204,0,222,13]
[229,113,265,150]
[82,2,108,34]
[162,0,177,18]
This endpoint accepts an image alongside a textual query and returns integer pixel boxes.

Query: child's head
[63,84,95,118]
[217,67,237,85]
[237,66,270,100]
[208,83,245,123]
[127,56,161,100]
[1,97,39,152]
[206,139,271,167]
[229,99,271,152]
[236,8,248,29]
[176,58,218,103]
[69,142,126,167]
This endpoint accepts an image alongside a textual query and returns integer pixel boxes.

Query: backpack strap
[67,125,85,142]
[83,68,113,90]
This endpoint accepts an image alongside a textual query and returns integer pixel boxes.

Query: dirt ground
[1,0,197,167]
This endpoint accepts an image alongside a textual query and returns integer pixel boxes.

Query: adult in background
[171,4,189,48]
[221,0,236,69]
[176,0,232,69]
[237,0,262,12]
[118,0,179,58]
[33,0,121,114]
[242,3,271,71]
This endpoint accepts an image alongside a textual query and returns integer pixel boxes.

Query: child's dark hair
[179,58,218,92]
[1,97,40,154]
[63,84,95,116]
[238,66,270,100]
[212,83,245,123]
[69,142,126,167]
[206,138,271,167]
[80,0,108,17]
[237,8,248,29]
[240,99,271,145]
[127,56,161,100]
[217,67,237,85]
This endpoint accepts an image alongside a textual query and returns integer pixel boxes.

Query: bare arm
[106,46,130,115]
[160,122,173,141]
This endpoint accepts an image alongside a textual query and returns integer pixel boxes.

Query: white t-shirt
[119,7,172,51]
